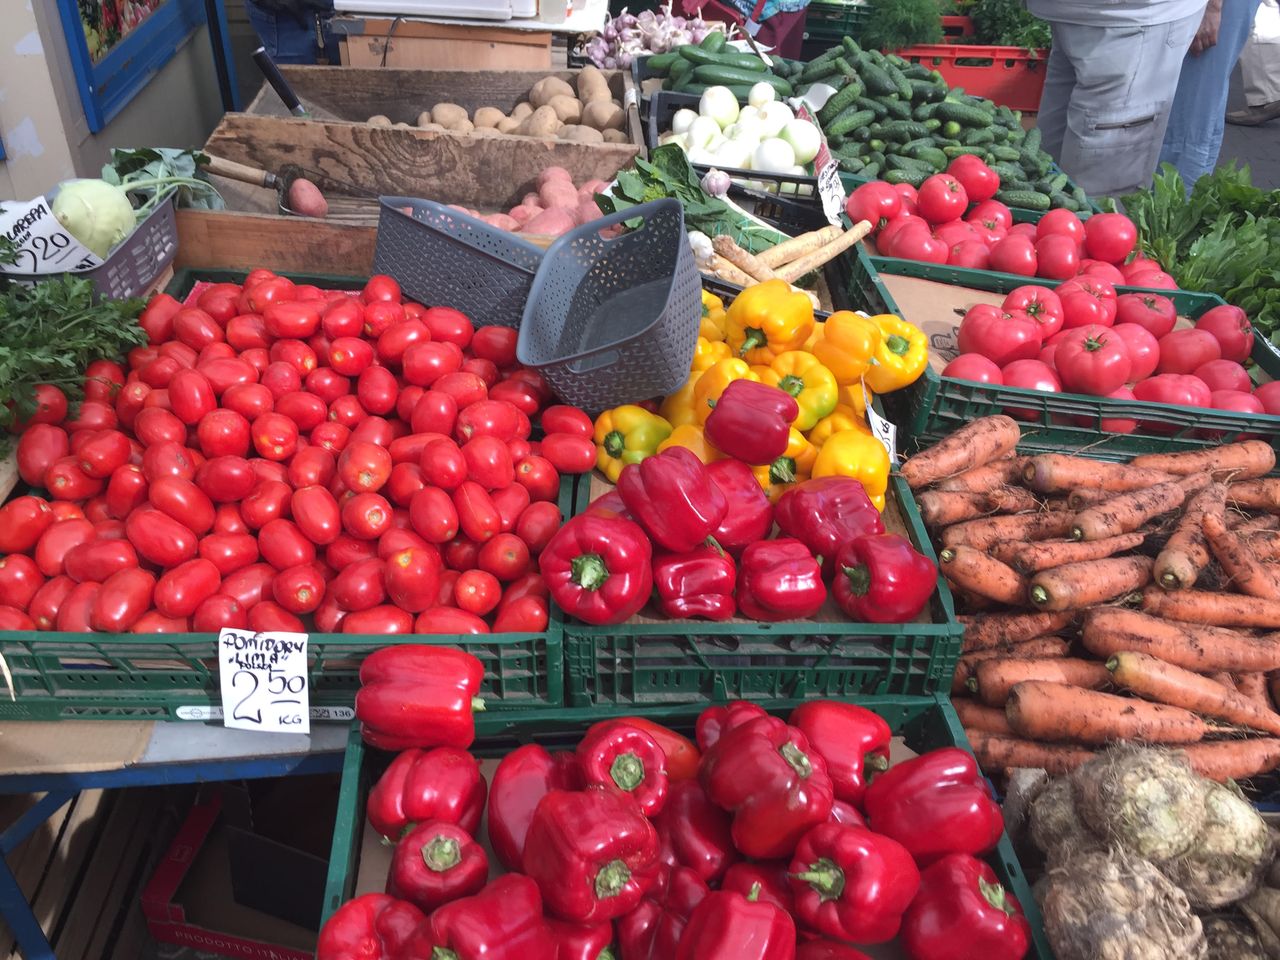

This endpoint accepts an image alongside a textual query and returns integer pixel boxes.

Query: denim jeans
[243,0,339,64]
[1160,0,1263,188]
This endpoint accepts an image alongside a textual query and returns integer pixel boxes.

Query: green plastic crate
[804,1,870,44]
[320,697,1054,960]
[847,249,1280,459]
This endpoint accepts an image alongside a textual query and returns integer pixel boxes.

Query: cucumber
[861,62,899,97]
[943,145,987,159]
[908,78,946,103]
[941,120,963,139]
[867,150,885,168]
[800,58,845,84]
[913,102,939,121]
[886,154,931,172]
[992,162,1026,181]
[885,168,928,187]
[667,58,693,88]
[962,127,995,146]
[817,79,866,125]
[860,161,882,179]
[880,119,930,141]
[834,141,867,159]
[680,47,770,72]
[936,100,994,127]
[883,98,912,120]
[825,108,876,139]
[998,189,1051,210]
[838,157,866,174]
[1072,185,1090,208]
[901,137,933,154]
[856,96,889,119]
[1049,190,1074,210]
[868,139,886,153]
[1023,126,1042,154]
[692,64,792,94]
[699,31,727,52]
[841,36,863,59]
[883,61,914,101]
[902,63,933,80]
[990,144,1022,162]
[645,52,679,75]
[912,146,948,169]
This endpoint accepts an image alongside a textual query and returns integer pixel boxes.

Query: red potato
[539,180,580,209]
[576,200,601,225]
[509,204,542,225]
[522,208,577,236]
[522,192,541,207]
[287,178,328,219]
[485,214,521,231]
[537,166,573,188]
[580,178,609,195]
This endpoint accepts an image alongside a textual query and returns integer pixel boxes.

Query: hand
[1190,2,1223,55]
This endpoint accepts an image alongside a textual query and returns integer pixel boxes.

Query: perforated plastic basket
[374,197,545,328]
[517,198,700,411]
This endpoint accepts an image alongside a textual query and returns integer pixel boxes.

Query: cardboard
[0,721,151,776]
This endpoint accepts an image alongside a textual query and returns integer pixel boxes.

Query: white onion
[715,139,753,169]
[758,101,793,138]
[753,137,796,174]
[699,86,740,128]
[687,115,722,150]
[780,118,821,165]
[747,82,776,109]
[671,108,699,136]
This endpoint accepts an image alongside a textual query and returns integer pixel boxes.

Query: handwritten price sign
[217,629,310,734]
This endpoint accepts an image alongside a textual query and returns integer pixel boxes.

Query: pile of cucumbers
[640,34,1090,214]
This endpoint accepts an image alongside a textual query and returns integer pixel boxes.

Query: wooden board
[175,209,378,276]
[338,21,552,71]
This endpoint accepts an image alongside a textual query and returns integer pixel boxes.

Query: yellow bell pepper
[752,428,817,502]
[658,423,723,464]
[700,289,728,342]
[594,405,672,483]
[812,311,882,386]
[725,279,815,365]
[693,358,759,425]
[864,314,928,394]
[757,351,839,433]
[692,337,732,373]
[807,406,869,448]
[838,381,874,420]
[660,376,701,429]
[803,320,825,353]
[812,429,890,511]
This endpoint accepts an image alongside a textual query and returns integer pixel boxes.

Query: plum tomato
[383,546,443,613]
[941,354,1003,385]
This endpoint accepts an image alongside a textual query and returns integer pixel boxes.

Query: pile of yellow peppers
[593,280,929,511]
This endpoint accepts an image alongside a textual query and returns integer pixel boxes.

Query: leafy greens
[102,147,224,214]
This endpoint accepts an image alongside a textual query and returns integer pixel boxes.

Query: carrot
[1228,479,1280,512]
[1234,513,1280,533]
[939,545,1028,605]
[1006,680,1208,744]
[1240,529,1280,563]
[990,531,1146,575]
[899,415,1021,489]
[1153,483,1225,591]
[1028,555,1153,611]
[1106,651,1280,736]
[1129,440,1277,480]
[1208,671,1236,690]
[1237,672,1270,710]
[960,611,1074,651]
[953,698,1014,736]
[1066,488,1116,510]
[1179,738,1280,782]
[1203,509,1280,600]
[1070,475,1207,542]
[916,490,999,527]
[940,512,1074,552]
[936,457,1027,493]
[1021,454,1174,495]
[989,486,1041,514]
[1081,607,1280,673]
[966,731,1094,776]
[1141,584,1280,629]
[954,637,1072,693]
[971,657,1111,707]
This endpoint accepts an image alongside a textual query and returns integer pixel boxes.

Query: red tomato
[460,357,498,389]
[326,336,373,376]
[941,354,1003,384]
[378,527,430,560]
[539,434,595,475]
[90,568,156,632]
[387,432,439,466]
[1002,286,1064,339]
[149,475,216,534]
[17,424,69,487]
[65,400,118,435]
[422,306,473,348]
[915,174,969,226]
[193,594,249,632]
[241,479,292,530]
[1157,329,1222,375]
[248,600,305,632]
[1204,390,1265,439]
[83,360,125,405]
[493,596,549,633]
[1133,374,1212,416]
[226,314,270,352]
[219,563,276,610]
[884,225,948,264]
[515,456,561,502]
[453,400,517,443]
[1255,381,1280,416]
[488,380,542,416]
[313,594,347,633]
[167,371,219,426]
[0,554,43,610]
[1194,305,1253,363]
[125,507,197,567]
[412,391,459,436]
[198,283,243,323]
[382,546,443,613]
[251,412,300,461]
[288,484,340,544]
[892,183,919,216]
[264,301,322,339]
[56,580,100,632]
[1083,213,1138,264]
[338,440,392,494]
[442,537,479,572]
[138,356,182,388]
[273,562,326,614]
[432,374,485,411]
[415,607,489,635]
[956,305,1042,366]
[1081,260,1127,286]
[403,342,463,388]
[220,383,272,422]
[311,421,351,454]
[322,298,365,338]
[845,182,901,230]
[1001,359,1062,420]
[45,457,104,500]
[213,504,248,535]
[1035,234,1080,281]
[453,482,501,543]
[132,407,184,447]
[271,339,318,376]
[141,442,197,483]
[259,518,317,570]
[454,569,500,616]
[1034,208,1085,246]
[478,533,531,582]
[350,416,399,449]
[946,155,999,204]
[386,462,428,507]
[262,361,304,399]
[1114,293,1177,339]
[330,557,387,611]
[342,604,413,634]
[535,404,590,438]
[173,308,224,350]
[195,410,250,458]
[933,221,979,249]
[376,319,430,367]
[1130,272,1180,290]
[490,483,531,533]
[140,293,182,344]
[329,394,367,429]
[1111,323,1161,380]
[270,392,324,433]
[357,366,399,416]
[286,447,334,489]
[408,486,460,544]
[1055,326,1132,396]
[33,516,94,576]
[436,570,460,607]
[462,436,514,490]
[988,235,1037,276]
[420,438,467,491]
[158,341,198,368]
[1194,359,1252,393]
[968,199,1013,232]
[114,382,151,429]
[342,492,393,540]
[471,326,519,368]
[200,533,259,576]
[196,455,257,503]
[0,605,34,630]
[361,301,405,338]
[154,559,222,618]
[29,575,74,629]
[1058,278,1118,329]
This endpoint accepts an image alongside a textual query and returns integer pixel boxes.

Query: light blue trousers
[1160,0,1264,188]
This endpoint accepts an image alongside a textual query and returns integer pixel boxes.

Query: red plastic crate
[897,16,1048,114]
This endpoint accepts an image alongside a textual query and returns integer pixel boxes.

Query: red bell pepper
[584,489,630,520]
[617,447,728,553]
[720,861,794,916]
[540,513,653,625]
[400,874,557,960]
[365,746,486,841]
[355,645,485,751]
[833,534,937,624]
[547,919,616,960]
[796,942,873,960]
[787,822,920,944]
[577,719,670,817]
[789,701,892,808]
[615,864,709,960]
[316,893,424,960]
[655,779,738,884]
[487,743,582,872]
[695,701,767,752]
[700,715,834,859]
[523,785,661,924]
[737,538,827,621]
[863,748,1005,865]
[388,820,489,912]
[830,800,868,828]
[621,717,700,781]
[705,459,774,554]
[774,477,886,577]
[652,546,736,621]
[674,883,796,960]
[901,853,1032,960]
[703,379,798,466]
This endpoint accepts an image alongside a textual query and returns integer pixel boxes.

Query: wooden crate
[336,19,553,70]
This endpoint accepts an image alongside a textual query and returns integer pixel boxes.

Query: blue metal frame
[53,0,207,132]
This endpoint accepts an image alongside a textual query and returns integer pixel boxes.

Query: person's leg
[753,9,806,59]
[1161,0,1262,187]
[1229,36,1280,121]
[243,0,319,63]
[1035,27,1076,163]
[1057,10,1202,198]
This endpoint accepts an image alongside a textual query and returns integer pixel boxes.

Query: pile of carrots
[901,414,1280,783]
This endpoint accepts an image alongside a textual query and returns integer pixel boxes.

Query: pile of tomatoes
[0,271,597,636]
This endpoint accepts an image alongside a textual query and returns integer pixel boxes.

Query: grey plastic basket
[517,198,700,412]
[4,195,177,301]
[374,197,545,329]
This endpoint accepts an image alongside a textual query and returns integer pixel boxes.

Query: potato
[559,125,604,143]
[509,204,542,225]
[511,102,534,121]
[368,114,392,127]
[473,106,506,129]
[576,65,613,103]
[517,105,561,138]
[523,207,578,237]
[449,119,475,134]
[576,198,602,226]
[537,166,573,188]
[539,180,580,209]
[393,121,411,129]
[421,122,445,132]
[287,178,328,219]
[580,178,610,195]
[431,103,469,128]
[529,77,574,109]
[602,128,631,144]
[483,213,522,231]
[582,100,624,132]
[547,95,583,124]
[496,117,522,134]
[417,110,433,127]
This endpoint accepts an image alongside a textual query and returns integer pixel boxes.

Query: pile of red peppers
[539,443,939,625]
[320,697,1031,960]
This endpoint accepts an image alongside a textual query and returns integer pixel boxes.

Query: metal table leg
[0,791,76,960]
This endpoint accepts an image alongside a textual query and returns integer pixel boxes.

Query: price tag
[0,197,102,276]
[218,629,310,734]
[795,105,846,227]
[864,388,899,465]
